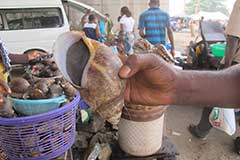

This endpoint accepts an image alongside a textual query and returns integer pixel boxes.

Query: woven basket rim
[0,93,80,125]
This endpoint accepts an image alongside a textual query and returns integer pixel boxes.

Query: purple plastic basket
[0,93,80,160]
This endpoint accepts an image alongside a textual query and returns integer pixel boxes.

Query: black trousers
[195,107,213,136]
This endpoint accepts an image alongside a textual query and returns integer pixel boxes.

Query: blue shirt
[99,21,105,35]
[138,8,170,46]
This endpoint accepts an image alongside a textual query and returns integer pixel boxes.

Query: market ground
[165,31,240,160]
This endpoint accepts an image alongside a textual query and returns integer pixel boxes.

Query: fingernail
[121,65,131,77]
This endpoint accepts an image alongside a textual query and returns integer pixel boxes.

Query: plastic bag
[209,107,236,136]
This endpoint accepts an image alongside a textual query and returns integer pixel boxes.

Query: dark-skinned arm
[81,9,91,27]
[167,26,175,57]
[174,64,240,107]
[9,51,47,64]
[138,13,145,38]
[119,54,240,108]
[9,54,28,64]
[120,24,124,32]
[96,25,104,39]
[139,28,145,38]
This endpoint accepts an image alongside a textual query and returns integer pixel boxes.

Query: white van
[0,0,70,54]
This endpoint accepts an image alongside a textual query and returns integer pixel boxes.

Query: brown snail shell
[9,78,30,93]
[39,68,54,77]
[42,58,55,66]
[22,73,37,85]
[42,58,59,71]
[50,62,58,71]
[37,79,55,87]
[48,84,63,98]
[10,92,24,99]
[61,82,77,98]
[35,82,49,94]
[29,88,47,99]
[0,97,15,118]
[54,31,125,125]
[53,70,62,77]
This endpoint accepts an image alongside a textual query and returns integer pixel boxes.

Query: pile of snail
[9,77,77,100]
[30,57,62,78]
[0,77,77,118]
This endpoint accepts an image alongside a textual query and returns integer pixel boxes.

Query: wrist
[172,70,192,105]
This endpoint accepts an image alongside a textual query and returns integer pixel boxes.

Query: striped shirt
[138,8,170,46]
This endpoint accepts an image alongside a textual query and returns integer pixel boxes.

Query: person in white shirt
[119,6,135,55]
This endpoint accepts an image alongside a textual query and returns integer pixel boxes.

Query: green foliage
[185,0,229,16]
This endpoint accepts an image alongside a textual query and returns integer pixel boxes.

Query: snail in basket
[30,57,62,78]
[9,77,77,100]
[0,79,15,118]
[9,77,30,99]
[54,31,125,125]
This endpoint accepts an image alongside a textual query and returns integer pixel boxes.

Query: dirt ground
[166,106,240,160]
[165,31,240,160]
[172,30,194,53]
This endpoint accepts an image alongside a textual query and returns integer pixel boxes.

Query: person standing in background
[104,13,113,36]
[98,19,106,43]
[119,6,135,55]
[81,10,104,41]
[189,20,196,37]
[138,0,175,57]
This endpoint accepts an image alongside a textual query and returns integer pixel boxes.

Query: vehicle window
[6,12,24,30]
[0,14,3,30]
[5,8,63,30]
[67,6,85,30]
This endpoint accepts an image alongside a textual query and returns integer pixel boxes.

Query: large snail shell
[54,31,125,125]
[80,45,125,125]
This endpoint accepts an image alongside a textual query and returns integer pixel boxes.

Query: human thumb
[119,54,142,79]
[119,65,132,78]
